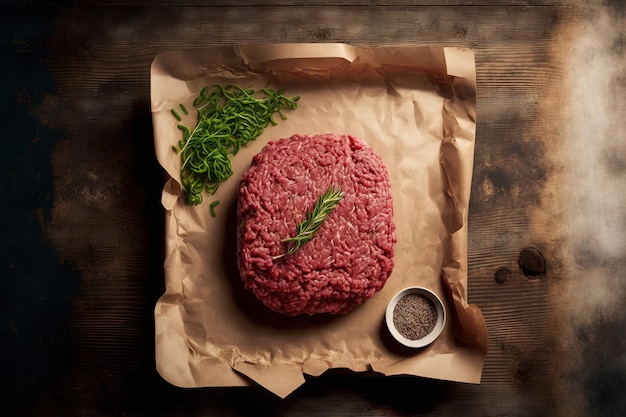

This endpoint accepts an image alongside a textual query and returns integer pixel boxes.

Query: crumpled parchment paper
[151,43,488,398]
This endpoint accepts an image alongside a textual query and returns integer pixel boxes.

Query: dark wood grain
[2,2,625,417]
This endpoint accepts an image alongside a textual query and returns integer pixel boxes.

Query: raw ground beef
[236,133,396,316]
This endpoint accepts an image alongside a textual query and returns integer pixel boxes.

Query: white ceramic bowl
[385,286,447,349]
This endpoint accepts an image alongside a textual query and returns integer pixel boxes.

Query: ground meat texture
[237,133,396,316]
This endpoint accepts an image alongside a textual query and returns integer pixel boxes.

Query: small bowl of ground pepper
[385,286,446,349]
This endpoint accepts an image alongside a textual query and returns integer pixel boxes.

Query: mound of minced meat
[236,133,396,316]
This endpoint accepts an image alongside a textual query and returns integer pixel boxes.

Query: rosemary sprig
[274,185,345,259]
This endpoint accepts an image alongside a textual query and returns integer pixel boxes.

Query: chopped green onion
[171,108,182,121]
[172,84,300,208]
[209,200,220,218]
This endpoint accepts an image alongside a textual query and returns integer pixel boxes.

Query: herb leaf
[274,185,345,259]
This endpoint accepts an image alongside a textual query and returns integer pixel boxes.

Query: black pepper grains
[392,292,438,340]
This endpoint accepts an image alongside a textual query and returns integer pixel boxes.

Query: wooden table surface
[2,1,625,416]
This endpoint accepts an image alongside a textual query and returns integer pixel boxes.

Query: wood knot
[311,27,332,41]
[518,247,546,279]
[494,266,512,284]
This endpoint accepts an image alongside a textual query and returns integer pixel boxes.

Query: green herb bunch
[172,84,300,206]
[274,185,345,259]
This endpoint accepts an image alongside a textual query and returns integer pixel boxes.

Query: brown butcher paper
[151,43,487,398]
